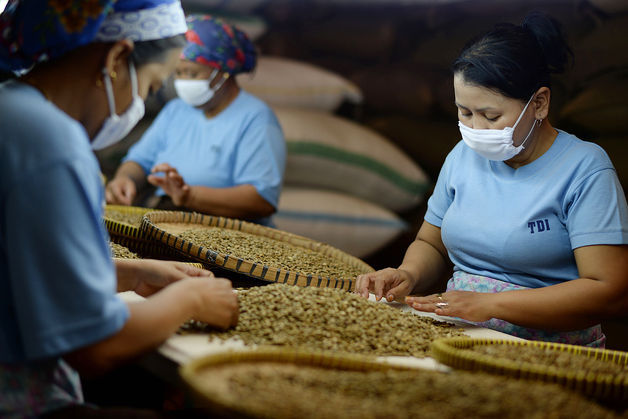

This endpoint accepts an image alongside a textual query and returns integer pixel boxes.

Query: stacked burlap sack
[237,56,431,259]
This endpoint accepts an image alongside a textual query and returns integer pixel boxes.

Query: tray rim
[103,204,161,239]
[111,256,205,270]
[430,337,628,401]
[180,347,419,416]
[105,205,186,259]
[140,210,375,291]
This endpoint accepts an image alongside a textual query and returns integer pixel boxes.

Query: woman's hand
[406,291,494,322]
[147,163,190,206]
[355,268,417,302]
[106,175,137,205]
[189,277,239,330]
[124,260,238,328]
[116,259,213,297]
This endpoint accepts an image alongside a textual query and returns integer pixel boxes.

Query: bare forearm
[115,258,141,292]
[491,277,628,331]
[64,279,200,376]
[184,184,274,219]
[114,161,147,189]
[399,239,451,294]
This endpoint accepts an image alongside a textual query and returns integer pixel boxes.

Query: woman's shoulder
[0,81,86,151]
[160,97,195,115]
[1,81,77,127]
[236,91,276,115]
[444,140,474,166]
[230,90,281,125]
[237,89,269,107]
[555,130,614,170]
[0,81,96,186]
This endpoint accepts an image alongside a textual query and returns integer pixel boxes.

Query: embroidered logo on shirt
[528,219,550,234]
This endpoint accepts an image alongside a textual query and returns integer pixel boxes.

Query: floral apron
[0,358,82,418]
[447,271,606,348]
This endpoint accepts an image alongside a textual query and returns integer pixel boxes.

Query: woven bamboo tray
[103,205,182,260]
[180,348,413,416]
[140,211,374,291]
[431,337,628,402]
[111,257,205,270]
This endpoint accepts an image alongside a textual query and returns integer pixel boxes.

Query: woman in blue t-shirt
[0,2,238,417]
[106,14,286,226]
[356,12,628,347]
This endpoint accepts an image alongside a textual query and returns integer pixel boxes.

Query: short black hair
[452,11,573,102]
[130,34,186,67]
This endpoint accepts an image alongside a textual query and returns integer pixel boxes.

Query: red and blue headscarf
[182,14,256,75]
[0,0,187,73]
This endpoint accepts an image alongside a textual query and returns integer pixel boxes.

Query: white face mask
[91,60,145,150]
[173,69,229,107]
[459,94,539,161]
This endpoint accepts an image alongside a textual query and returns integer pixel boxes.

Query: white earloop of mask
[91,60,145,150]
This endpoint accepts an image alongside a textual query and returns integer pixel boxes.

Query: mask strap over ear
[212,72,230,92]
[129,60,138,97]
[518,117,542,149]
[102,60,137,116]
[511,93,535,129]
[102,67,117,117]
[208,68,219,84]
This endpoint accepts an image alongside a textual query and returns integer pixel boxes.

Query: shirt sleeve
[232,110,286,209]
[5,159,129,361]
[123,102,173,174]
[566,168,628,249]
[424,147,457,228]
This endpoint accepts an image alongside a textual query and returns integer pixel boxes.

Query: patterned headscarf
[0,0,186,73]
[181,14,256,75]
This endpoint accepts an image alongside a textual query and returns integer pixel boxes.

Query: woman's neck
[203,78,240,119]
[506,120,558,169]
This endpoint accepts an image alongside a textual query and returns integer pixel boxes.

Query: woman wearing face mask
[0,1,238,417]
[106,14,286,227]
[356,12,628,347]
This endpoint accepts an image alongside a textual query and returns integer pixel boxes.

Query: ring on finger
[435,302,449,309]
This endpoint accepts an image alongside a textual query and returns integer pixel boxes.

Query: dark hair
[130,34,186,67]
[0,71,15,82]
[452,11,573,102]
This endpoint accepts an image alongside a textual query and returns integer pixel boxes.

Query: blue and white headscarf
[0,0,187,72]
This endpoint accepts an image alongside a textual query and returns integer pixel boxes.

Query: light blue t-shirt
[425,130,628,289]
[124,91,286,225]
[0,81,129,415]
